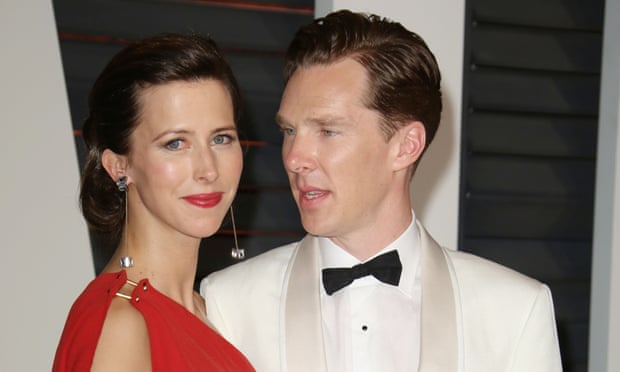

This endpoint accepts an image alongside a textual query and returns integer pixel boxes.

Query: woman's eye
[213,134,233,145]
[165,139,183,150]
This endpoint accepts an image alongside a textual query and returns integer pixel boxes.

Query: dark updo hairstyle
[284,10,442,149]
[80,33,241,239]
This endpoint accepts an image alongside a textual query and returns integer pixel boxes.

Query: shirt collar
[318,211,420,297]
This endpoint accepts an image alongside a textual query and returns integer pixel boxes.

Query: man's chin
[301,220,334,238]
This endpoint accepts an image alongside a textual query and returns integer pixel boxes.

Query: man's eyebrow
[274,113,350,129]
[274,113,287,127]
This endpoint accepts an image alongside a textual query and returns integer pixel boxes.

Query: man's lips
[182,193,223,208]
[297,187,329,204]
[301,190,328,200]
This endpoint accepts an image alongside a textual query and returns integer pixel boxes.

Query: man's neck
[329,209,413,261]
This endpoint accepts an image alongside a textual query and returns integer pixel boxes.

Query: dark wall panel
[466,156,595,195]
[473,0,604,30]
[470,69,600,115]
[472,25,602,72]
[467,113,597,158]
[461,0,603,370]
[53,0,310,51]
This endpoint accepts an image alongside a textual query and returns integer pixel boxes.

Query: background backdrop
[1,1,618,371]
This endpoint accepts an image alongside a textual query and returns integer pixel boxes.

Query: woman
[53,33,254,371]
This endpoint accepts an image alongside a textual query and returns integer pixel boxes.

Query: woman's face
[124,79,242,240]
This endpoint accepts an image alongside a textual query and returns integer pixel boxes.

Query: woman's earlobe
[101,149,129,182]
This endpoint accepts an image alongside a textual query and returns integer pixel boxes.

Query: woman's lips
[182,193,223,208]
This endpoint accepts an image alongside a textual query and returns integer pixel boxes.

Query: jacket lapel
[417,221,459,371]
[283,223,459,372]
[284,235,328,372]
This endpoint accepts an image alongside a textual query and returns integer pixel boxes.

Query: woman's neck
[103,228,202,314]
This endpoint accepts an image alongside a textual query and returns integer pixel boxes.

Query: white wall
[589,0,620,369]
[0,1,94,370]
[316,0,465,249]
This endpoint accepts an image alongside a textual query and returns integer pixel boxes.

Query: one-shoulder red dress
[53,271,255,371]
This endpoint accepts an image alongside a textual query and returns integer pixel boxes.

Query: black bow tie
[322,250,402,295]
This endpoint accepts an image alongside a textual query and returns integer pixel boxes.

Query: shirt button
[362,325,368,331]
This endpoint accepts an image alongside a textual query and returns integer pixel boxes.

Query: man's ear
[101,149,130,183]
[393,121,426,172]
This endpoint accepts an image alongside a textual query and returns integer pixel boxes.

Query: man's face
[276,58,402,245]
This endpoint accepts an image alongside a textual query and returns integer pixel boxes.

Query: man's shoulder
[443,247,545,293]
[201,239,301,290]
[218,240,299,274]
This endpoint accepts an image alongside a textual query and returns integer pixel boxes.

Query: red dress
[53,271,255,371]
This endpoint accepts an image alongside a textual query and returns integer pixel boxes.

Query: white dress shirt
[319,216,422,372]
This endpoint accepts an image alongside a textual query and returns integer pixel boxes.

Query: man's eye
[280,127,295,136]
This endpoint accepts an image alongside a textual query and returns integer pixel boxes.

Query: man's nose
[282,134,316,174]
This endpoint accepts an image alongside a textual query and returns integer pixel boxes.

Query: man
[201,10,562,372]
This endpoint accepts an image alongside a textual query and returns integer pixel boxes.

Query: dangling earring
[116,176,133,269]
[229,206,245,260]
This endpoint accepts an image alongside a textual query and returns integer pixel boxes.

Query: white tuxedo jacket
[201,221,562,372]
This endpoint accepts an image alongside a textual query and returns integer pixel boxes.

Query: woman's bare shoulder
[91,296,151,372]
